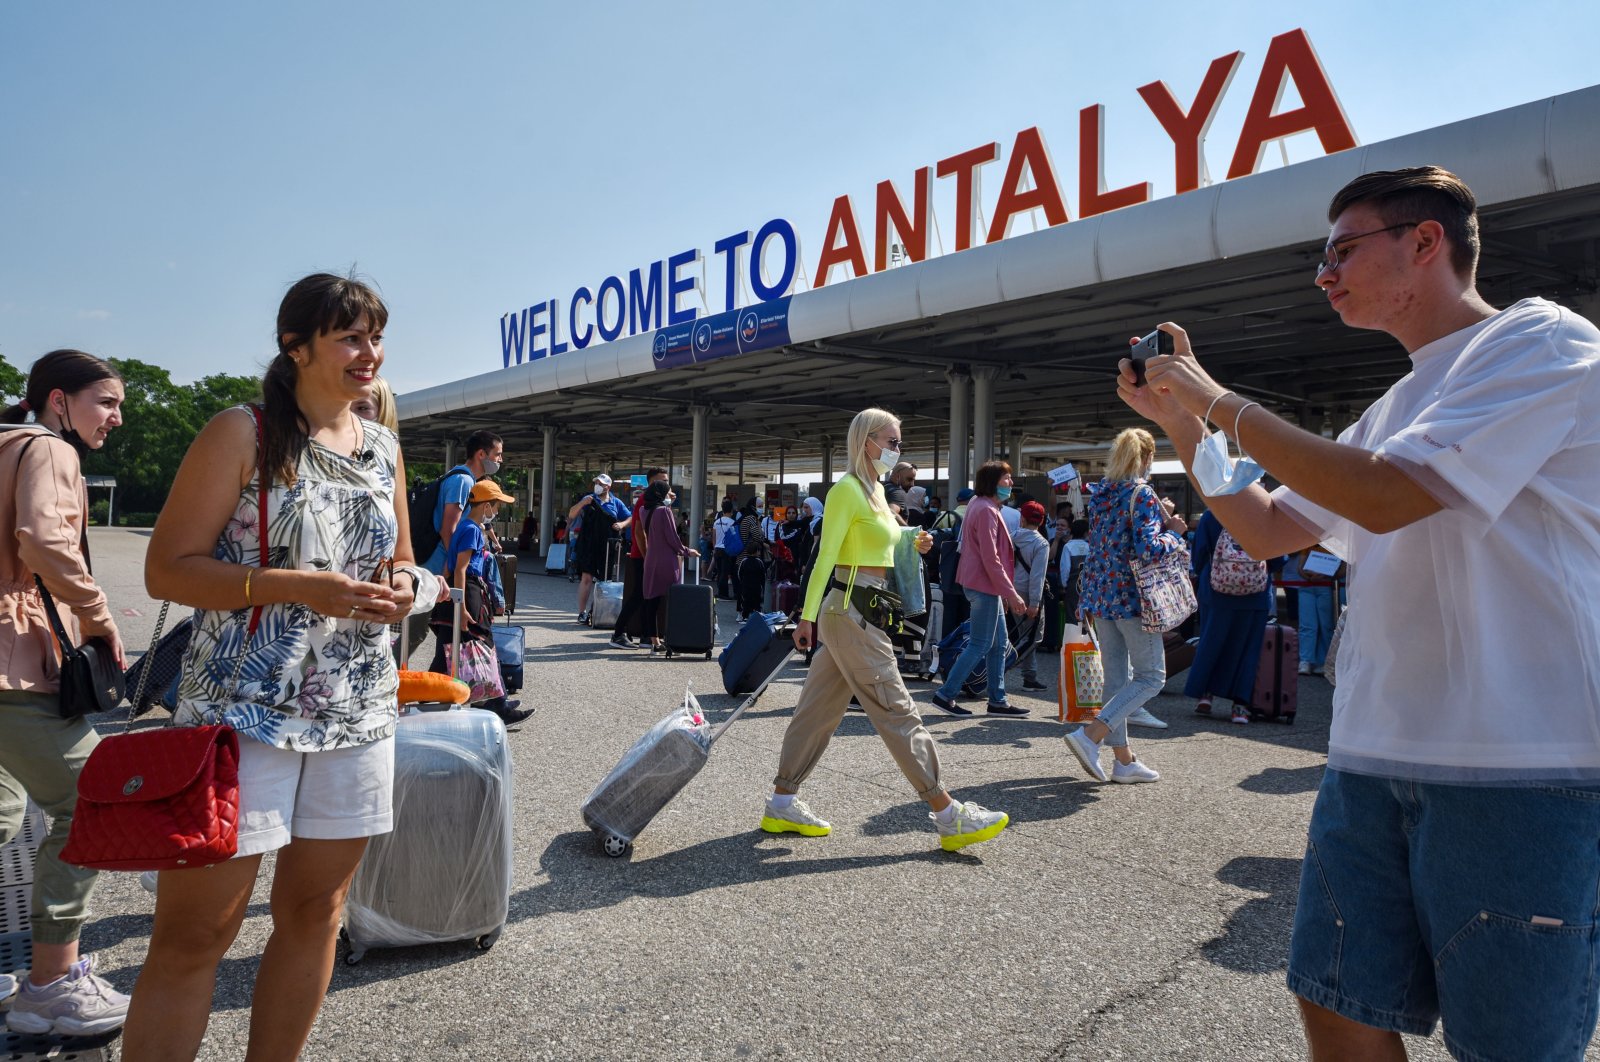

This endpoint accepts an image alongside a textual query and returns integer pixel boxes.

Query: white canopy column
[539,425,558,558]
[945,369,970,497]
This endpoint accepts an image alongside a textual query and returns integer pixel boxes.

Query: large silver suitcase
[587,539,625,628]
[343,709,514,963]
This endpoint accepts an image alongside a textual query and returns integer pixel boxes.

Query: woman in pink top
[0,350,131,1035]
[931,460,1029,717]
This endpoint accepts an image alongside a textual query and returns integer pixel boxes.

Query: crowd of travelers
[3,164,1599,1060]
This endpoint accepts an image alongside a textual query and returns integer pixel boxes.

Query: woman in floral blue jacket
[1063,428,1188,785]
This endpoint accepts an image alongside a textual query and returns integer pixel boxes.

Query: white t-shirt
[712,515,736,547]
[999,504,1021,535]
[1063,538,1089,581]
[1273,298,1600,783]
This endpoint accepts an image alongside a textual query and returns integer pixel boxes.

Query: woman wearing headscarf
[640,480,698,651]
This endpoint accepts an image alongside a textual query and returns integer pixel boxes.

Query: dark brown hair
[262,273,388,486]
[463,429,502,463]
[2,349,121,425]
[973,459,1012,498]
[1328,166,1479,278]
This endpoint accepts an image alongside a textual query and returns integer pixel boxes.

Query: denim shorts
[1289,769,1600,1061]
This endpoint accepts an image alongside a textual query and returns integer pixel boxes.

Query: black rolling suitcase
[664,557,717,659]
[496,552,517,616]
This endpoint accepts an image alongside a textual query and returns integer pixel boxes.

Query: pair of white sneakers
[1062,727,1160,783]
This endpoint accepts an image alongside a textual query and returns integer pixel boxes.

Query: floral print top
[174,409,400,751]
[1079,478,1187,622]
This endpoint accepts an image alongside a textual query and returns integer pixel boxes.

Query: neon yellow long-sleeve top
[801,474,900,622]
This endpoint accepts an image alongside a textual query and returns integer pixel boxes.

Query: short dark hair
[464,429,502,461]
[1071,518,1089,538]
[1328,166,1479,278]
[973,460,1012,498]
[1055,502,1073,516]
[646,466,668,481]
[720,499,734,512]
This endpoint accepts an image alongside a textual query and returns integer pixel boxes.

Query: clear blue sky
[4,1,1597,394]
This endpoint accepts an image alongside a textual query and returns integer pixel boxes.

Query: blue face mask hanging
[1193,394,1266,497]
[996,486,1013,501]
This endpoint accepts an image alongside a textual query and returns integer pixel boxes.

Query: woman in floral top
[126,274,438,1062]
[1063,428,1188,785]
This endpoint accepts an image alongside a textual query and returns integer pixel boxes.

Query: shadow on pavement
[512,829,957,922]
[860,773,1099,836]
[1201,855,1302,974]
[1238,765,1324,795]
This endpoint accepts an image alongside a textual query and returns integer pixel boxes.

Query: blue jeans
[1290,769,1600,1060]
[936,588,1008,705]
[1297,585,1335,667]
[1089,616,1166,748]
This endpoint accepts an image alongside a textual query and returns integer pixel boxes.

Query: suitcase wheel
[476,927,503,951]
[600,831,631,858]
[704,650,712,660]
[340,927,366,965]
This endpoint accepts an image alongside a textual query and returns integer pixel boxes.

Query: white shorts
[233,737,396,858]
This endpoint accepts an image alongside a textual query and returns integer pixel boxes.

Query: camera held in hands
[1125,329,1174,386]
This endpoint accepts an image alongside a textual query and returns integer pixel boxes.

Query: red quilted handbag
[61,725,241,870]
[61,404,267,872]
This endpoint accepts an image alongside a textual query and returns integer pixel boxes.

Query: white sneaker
[0,971,17,1006]
[1296,660,1312,675]
[760,797,831,837]
[1063,727,1108,782]
[139,870,158,894]
[1127,706,1168,729]
[1111,756,1161,784]
[933,800,1010,851]
[4,954,129,1035]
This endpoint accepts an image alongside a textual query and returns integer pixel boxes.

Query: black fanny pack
[827,577,905,634]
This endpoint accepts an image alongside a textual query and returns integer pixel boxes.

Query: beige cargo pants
[774,572,945,801]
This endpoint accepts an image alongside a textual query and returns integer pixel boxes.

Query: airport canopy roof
[398,86,1600,470]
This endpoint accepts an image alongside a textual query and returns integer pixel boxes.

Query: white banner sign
[1047,462,1079,487]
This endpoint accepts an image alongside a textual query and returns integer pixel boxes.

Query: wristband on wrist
[244,568,254,606]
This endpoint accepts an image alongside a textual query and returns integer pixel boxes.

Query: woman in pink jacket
[0,349,130,1035]
[931,460,1029,717]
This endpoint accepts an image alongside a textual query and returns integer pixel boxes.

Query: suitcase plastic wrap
[581,690,711,847]
[344,709,514,959]
[591,581,624,628]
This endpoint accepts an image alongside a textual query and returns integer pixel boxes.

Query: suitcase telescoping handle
[449,586,465,679]
[708,635,793,745]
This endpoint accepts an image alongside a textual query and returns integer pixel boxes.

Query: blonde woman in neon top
[761,408,1010,851]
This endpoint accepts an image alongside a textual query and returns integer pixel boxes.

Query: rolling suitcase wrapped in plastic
[343,708,514,962]
[664,557,716,659]
[544,543,567,576]
[719,611,793,695]
[582,675,777,857]
[589,540,625,629]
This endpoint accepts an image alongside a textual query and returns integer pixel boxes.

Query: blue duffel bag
[719,611,791,696]
[492,624,525,693]
[935,621,1018,695]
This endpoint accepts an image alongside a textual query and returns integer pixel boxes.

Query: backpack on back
[1209,529,1269,595]
[408,466,472,563]
[929,509,963,590]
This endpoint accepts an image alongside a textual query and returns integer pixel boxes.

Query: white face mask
[482,457,502,476]
[872,446,900,478]
[1192,402,1266,497]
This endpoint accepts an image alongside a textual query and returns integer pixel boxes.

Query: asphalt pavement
[60,529,1554,1060]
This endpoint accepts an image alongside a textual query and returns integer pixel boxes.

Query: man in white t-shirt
[1121,166,1600,1060]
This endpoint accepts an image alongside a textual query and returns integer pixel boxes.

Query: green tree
[82,360,261,515]
[0,352,24,405]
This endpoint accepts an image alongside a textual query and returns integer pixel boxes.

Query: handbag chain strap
[124,404,269,730]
